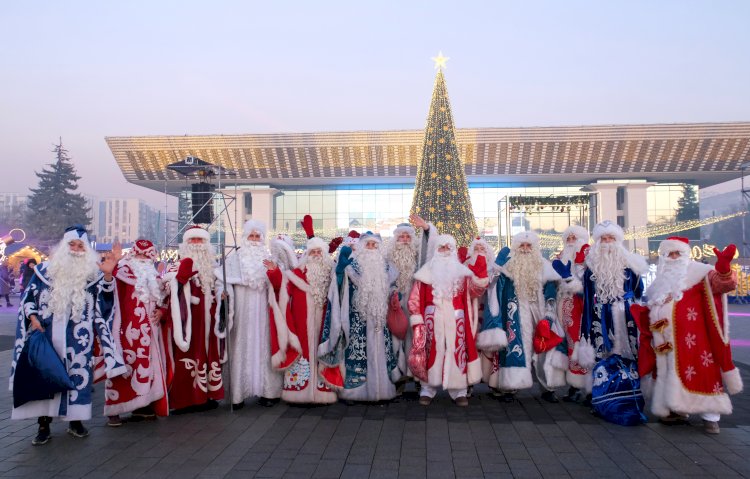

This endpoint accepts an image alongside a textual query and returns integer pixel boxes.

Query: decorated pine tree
[410,53,478,246]
[25,140,91,243]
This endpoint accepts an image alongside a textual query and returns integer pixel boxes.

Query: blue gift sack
[590,355,647,426]
[13,330,76,408]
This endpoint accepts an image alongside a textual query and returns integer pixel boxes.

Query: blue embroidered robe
[479,268,568,391]
[9,263,127,421]
[581,267,644,361]
[336,258,400,401]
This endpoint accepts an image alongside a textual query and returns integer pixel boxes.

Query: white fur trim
[271,275,301,369]
[558,277,583,295]
[168,277,192,353]
[242,219,266,239]
[183,227,210,242]
[270,238,299,270]
[476,328,508,352]
[413,261,471,285]
[542,259,562,283]
[562,225,589,244]
[410,314,424,327]
[682,261,714,290]
[577,340,596,369]
[512,230,540,249]
[625,251,650,276]
[566,369,589,390]
[546,348,569,370]
[658,238,691,258]
[305,236,327,253]
[498,366,534,391]
[592,220,623,243]
[543,350,568,389]
[723,368,744,395]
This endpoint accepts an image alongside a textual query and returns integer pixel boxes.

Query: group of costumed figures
[8,215,744,446]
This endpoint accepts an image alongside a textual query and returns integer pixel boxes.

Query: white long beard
[505,252,543,301]
[127,258,161,305]
[238,242,271,290]
[429,253,469,300]
[647,256,690,306]
[390,243,417,296]
[559,241,584,265]
[353,249,389,322]
[304,256,333,308]
[47,245,100,320]
[587,243,628,303]
[180,244,217,295]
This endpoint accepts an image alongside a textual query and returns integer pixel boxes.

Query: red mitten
[457,246,469,264]
[176,258,197,284]
[714,244,737,274]
[533,319,563,353]
[300,215,315,239]
[328,237,343,254]
[468,255,488,279]
[575,244,590,264]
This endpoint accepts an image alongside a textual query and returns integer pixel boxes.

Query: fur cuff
[476,328,508,352]
[723,368,744,395]
[558,277,583,295]
[410,314,424,327]
[546,348,569,370]
[577,340,596,369]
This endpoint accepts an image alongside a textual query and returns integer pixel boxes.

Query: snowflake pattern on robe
[284,357,311,391]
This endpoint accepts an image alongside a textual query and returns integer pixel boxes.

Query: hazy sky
[1,1,748,209]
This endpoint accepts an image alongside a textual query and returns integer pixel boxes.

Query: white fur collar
[413,261,472,285]
[683,261,714,289]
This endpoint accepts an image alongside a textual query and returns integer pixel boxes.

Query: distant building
[96,198,161,243]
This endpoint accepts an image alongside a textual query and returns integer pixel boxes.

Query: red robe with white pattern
[268,266,343,404]
[645,263,743,417]
[161,261,224,410]
[104,262,168,416]
[408,265,488,391]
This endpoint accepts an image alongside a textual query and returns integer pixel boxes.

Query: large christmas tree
[410,54,478,246]
[25,140,91,243]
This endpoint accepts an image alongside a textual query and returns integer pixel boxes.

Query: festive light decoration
[621,211,747,240]
[410,56,478,246]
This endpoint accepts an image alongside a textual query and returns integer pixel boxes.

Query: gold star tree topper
[431,51,449,69]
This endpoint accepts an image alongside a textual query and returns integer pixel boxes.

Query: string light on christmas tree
[410,53,478,246]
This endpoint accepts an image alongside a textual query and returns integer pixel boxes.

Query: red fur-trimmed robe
[103,262,169,416]
[556,266,588,391]
[408,264,488,391]
[645,263,743,417]
[160,261,224,410]
[268,266,343,404]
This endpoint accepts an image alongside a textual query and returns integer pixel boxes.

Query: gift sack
[590,354,647,426]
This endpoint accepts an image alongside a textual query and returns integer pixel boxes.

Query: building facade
[106,122,750,253]
[96,198,161,244]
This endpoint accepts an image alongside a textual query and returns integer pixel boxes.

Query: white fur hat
[62,225,89,245]
[592,220,624,243]
[242,219,266,239]
[270,235,299,269]
[436,234,457,251]
[306,236,327,253]
[393,223,416,241]
[358,232,382,249]
[562,225,589,244]
[183,226,210,243]
[469,236,496,264]
[658,236,691,258]
[511,230,540,250]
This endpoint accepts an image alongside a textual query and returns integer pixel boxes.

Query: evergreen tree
[25,140,91,243]
[410,58,478,246]
[675,184,700,240]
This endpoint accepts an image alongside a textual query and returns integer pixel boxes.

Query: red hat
[658,236,691,257]
[133,239,157,260]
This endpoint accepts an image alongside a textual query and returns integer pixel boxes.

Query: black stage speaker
[191,183,215,224]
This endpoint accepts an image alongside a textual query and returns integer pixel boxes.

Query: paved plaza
[1,303,750,478]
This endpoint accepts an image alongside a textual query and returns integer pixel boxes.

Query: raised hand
[495,247,511,266]
[457,246,469,264]
[328,237,343,254]
[552,259,572,279]
[338,246,354,267]
[409,214,429,231]
[714,244,737,274]
[176,258,197,284]
[262,259,277,271]
[300,215,315,239]
[468,255,488,279]
[575,244,590,264]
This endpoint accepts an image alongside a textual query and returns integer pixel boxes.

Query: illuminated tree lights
[409,67,478,246]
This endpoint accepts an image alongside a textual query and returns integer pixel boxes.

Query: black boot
[501,392,515,403]
[257,397,280,408]
[562,387,579,403]
[67,420,89,438]
[232,401,245,410]
[541,390,559,403]
[32,417,51,446]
